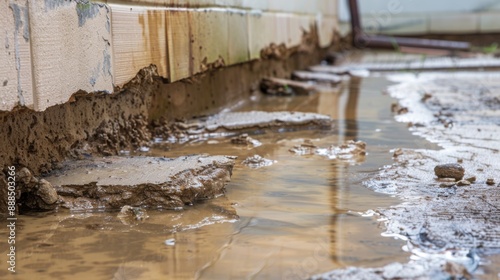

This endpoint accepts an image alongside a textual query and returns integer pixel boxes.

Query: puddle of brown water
[0,77,441,280]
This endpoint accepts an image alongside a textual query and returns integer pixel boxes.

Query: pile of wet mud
[151,111,333,142]
[0,110,335,213]
[45,155,236,210]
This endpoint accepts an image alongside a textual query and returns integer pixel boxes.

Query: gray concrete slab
[44,155,236,210]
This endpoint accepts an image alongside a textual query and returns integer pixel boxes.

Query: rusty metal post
[348,0,362,45]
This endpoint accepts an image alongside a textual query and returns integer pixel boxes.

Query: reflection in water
[344,77,361,141]
[329,76,360,267]
[1,77,439,279]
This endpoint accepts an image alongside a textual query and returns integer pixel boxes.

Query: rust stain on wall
[149,10,166,77]
[137,11,167,78]
[166,10,191,81]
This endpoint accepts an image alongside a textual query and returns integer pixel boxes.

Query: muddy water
[1,77,439,280]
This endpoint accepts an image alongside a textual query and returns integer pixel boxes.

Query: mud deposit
[3,72,498,279]
[152,111,333,141]
[0,76,431,279]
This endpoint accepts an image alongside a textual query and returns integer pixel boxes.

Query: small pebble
[164,239,175,246]
[465,176,476,183]
[393,148,403,158]
[456,180,471,186]
[398,107,409,114]
[440,182,456,188]
[434,163,465,180]
[421,93,433,102]
[486,178,495,186]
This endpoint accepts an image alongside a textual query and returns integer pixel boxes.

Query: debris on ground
[230,133,262,148]
[311,256,474,280]
[486,178,496,186]
[292,71,342,84]
[89,114,151,157]
[43,155,236,210]
[117,205,149,225]
[390,102,409,115]
[260,77,317,95]
[288,139,318,155]
[465,176,476,183]
[4,167,61,211]
[456,179,471,186]
[392,148,404,158]
[242,155,276,168]
[289,140,366,163]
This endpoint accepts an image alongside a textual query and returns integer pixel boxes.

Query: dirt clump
[260,77,317,95]
[465,176,476,183]
[10,167,60,211]
[0,173,10,214]
[390,102,409,115]
[392,148,404,158]
[290,140,366,163]
[88,115,151,156]
[44,155,236,211]
[289,139,318,155]
[486,178,496,186]
[242,155,276,168]
[456,179,471,186]
[358,72,500,278]
[260,43,289,60]
[312,258,473,280]
[230,134,262,147]
[152,111,333,141]
[117,205,149,225]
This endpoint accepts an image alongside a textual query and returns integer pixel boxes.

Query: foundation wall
[0,0,339,175]
[0,0,339,112]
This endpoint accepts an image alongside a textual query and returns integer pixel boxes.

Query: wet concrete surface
[289,139,366,163]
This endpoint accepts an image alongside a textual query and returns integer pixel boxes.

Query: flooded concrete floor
[1,76,468,280]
